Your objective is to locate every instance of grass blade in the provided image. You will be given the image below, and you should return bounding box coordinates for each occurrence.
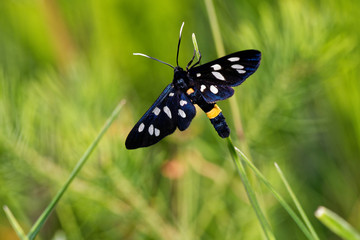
[192,33,201,60]
[316,206,360,240]
[275,163,320,240]
[204,0,225,56]
[227,137,275,240]
[235,147,316,239]
[3,206,28,240]
[27,100,126,240]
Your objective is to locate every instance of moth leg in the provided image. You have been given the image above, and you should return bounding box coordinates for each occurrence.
[190,49,202,69]
[186,49,196,71]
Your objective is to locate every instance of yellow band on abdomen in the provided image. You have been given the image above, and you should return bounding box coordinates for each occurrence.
[206,104,221,119]
[186,88,195,95]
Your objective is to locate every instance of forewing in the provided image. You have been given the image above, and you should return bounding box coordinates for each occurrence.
[189,50,261,87]
[176,92,196,131]
[125,84,178,149]
[193,83,234,103]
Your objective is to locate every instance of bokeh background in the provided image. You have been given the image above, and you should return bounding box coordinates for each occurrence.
[0,0,359,239]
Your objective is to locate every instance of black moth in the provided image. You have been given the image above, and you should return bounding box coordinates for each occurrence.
[126,23,261,149]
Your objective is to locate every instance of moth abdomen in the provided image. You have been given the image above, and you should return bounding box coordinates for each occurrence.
[206,106,230,138]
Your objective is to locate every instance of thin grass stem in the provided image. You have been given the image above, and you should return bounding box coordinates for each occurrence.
[204,0,225,56]
[235,147,317,240]
[192,33,201,60]
[27,100,126,240]
[315,206,360,240]
[227,137,275,240]
[275,163,320,240]
[3,206,28,240]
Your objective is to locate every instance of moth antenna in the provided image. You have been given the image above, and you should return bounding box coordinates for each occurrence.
[133,53,175,69]
[176,22,185,67]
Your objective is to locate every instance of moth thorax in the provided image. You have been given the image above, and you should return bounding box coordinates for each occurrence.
[174,77,188,90]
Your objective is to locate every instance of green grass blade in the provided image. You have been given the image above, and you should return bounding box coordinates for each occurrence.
[204,0,225,56]
[3,206,28,240]
[27,100,126,240]
[227,137,275,240]
[316,206,360,240]
[235,147,316,240]
[191,33,201,61]
[275,163,320,240]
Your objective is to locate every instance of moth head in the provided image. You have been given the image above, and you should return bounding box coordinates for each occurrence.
[173,67,188,90]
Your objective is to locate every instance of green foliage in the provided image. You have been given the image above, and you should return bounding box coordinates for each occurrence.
[316,206,360,240]
[0,0,359,239]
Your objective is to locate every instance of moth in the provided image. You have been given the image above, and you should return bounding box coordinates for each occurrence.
[126,23,261,149]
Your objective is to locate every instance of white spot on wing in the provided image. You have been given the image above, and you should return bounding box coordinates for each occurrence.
[154,128,160,137]
[231,64,244,69]
[163,106,172,119]
[212,71,225,81]
[180,100,187,106]
[169,92,174,97]
[210,85,218,94]
[138,123,145,132]
[228,57,240,62]
[237,69,246,74]
[153,107,161,115]
[196,73,201,77]
[211,64,221,71]
[200,85,206,92]
[178,109,186,118]
[148,124,154,135]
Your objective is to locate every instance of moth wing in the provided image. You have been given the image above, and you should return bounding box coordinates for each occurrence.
[192,83,234,103]
[189,50,261,87]
[125,84,178,149]
[176,92,196,131]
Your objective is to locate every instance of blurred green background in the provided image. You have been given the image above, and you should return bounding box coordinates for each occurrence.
[0,0,359,239]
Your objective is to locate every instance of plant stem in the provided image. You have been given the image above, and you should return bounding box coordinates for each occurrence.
[316,206,360,240]
[192,33,201,60]
[204,0,225,56]
[227,137,275,240]
[275,163,320,240]
[3,206,28,240]
[27,100,126,240]
[236,147,317,240]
